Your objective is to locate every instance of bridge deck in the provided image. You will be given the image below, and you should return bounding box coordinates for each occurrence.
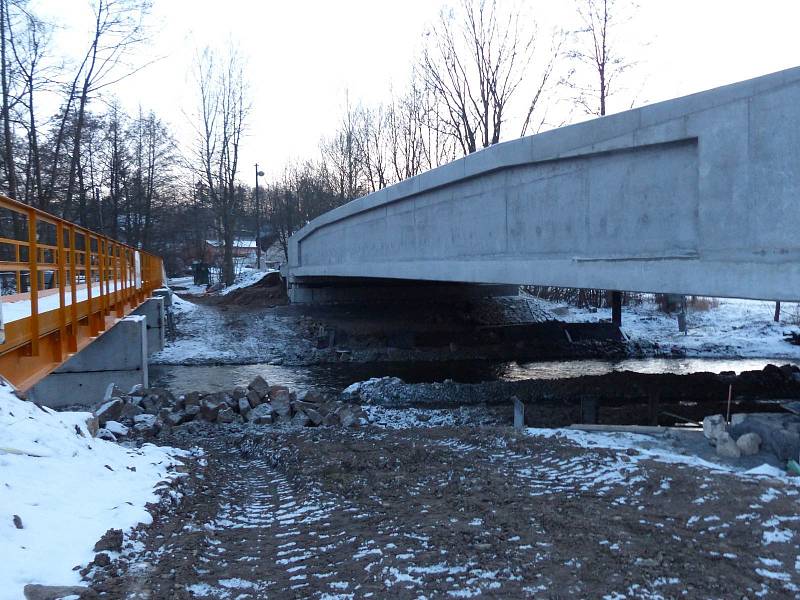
[0,195,163,390]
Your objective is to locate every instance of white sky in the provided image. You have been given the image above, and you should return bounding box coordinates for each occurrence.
[31,0,800,181]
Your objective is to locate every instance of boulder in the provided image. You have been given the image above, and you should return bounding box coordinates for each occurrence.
[184,405,201,420]
[183,391,201,407]
[96,428,117,442]
[237,398,251,417]
[272,390,292,417]
[217,407,237,424]
[736,432,762,456]
[128,383,145,396]
[104,421,128,437]
[702,414,726,442]
[335,404,364,428]
[248,376,271,399]
[248,403,274,425]
[119,402,144,421]
[303,407,324,426]
[132,414,159,436]
[246,390,262,408]
[93,528,123,552]
[297,389,324,404]
[84,415,99,437]
[95,397,124,426]
[715,432,741,458]
[200,399,224,422]
[731,413,800,462]
[232,386,248,400]
[268,385,290,401]
[292,411,310,427]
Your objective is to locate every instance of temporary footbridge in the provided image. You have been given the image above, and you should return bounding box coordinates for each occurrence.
[0,195,163,390]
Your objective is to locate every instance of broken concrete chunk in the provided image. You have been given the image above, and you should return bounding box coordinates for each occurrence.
[119,402,144,421]
[715,432,741,458]
[104,420,129,437]
[94,397,124,426]
[702,414,726,442]
[96,428,117,442]
[736,432,762,456]
[268,385,290,401]
[292,411,310,427]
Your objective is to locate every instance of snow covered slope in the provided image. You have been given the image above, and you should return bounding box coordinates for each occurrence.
[0,380,187,598]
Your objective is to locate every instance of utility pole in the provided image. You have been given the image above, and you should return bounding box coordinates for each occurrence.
[254,164,265,269]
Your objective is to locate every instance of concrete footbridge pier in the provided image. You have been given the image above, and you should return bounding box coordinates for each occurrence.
[288,67,800,306]
[0,195,167,407]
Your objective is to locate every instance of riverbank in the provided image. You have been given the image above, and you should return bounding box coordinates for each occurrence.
[86,417,800,598]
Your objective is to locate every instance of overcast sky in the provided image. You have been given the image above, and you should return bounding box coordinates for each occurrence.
[32,0,800,181]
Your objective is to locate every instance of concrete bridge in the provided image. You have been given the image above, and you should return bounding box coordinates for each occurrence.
[288,67,800,304]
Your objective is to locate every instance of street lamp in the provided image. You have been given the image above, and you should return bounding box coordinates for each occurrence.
[255,164,265,269]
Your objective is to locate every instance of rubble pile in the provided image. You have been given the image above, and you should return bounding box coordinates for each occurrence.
[92,376,365,441]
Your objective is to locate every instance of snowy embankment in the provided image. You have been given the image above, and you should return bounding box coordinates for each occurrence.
[535,296,800,359]
[0,380,187,598]
[219,269,277,296]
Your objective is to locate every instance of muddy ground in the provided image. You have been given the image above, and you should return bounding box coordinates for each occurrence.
[90,422,800,599]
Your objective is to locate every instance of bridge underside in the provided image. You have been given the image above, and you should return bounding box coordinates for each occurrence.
[289,67,800,303]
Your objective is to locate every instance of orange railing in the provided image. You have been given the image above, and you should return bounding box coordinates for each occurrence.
[0,195,163,390]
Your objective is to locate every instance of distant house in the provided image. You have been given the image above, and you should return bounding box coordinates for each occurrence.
[204,239,259,266]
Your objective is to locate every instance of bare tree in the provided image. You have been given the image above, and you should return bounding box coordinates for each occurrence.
[567,0,636,117]
[420,0,535,155]
[192,46,249,286]
[322,96,365,203]
[61,0,151,221]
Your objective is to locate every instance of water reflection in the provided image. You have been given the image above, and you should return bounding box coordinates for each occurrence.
[150,357,800,396]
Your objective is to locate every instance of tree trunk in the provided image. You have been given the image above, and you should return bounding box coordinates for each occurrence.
[775,301,781,323]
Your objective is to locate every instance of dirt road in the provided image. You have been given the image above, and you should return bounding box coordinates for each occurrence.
[93,423,800,599]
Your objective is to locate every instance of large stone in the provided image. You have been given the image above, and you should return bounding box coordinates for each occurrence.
[248,403,274,425]
[268,385,290,401]
[736,432,762,456]
[217,407,237,424]
[83,415,99,437]
[237,398,252,417]
[272,390,292,417]
[93,528,123,552]
[96,428,117,442]
[183,391,202,407]
[304,407,324,426]
[95,397,124,426]
[702,414,726,442]
[104,421,128,437]
[246,390,262,408]
[132,413,160,436]
[715,432,742,458]
[248,376,271,399]
[232,386,248,400]
[335,404,364,428]
[184,405,201,420]
[23,585,97,600]
[730,413,800,462]
[292,411,310,427]
[200,399,224,422]
[119,402,144,421]
[297,389,324,404]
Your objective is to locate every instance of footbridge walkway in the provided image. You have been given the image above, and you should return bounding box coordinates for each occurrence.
[0,195,164,395]
[288,67,800,304]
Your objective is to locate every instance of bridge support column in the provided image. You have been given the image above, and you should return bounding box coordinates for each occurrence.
[28,315,148,409]
[133,297,165,353]
[611,291,623,327]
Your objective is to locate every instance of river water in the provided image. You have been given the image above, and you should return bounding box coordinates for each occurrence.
[150,357,800,396]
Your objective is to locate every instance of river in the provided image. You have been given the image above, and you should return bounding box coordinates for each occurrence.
[150,356,800,396]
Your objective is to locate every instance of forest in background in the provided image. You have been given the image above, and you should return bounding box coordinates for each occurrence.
[0,0,637,284]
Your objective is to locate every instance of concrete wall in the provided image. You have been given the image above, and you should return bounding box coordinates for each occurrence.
[133,297,165,353]
[29,315,148,408]
[289,67,800,301]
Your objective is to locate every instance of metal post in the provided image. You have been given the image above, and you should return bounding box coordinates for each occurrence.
[611,290,622,327]
[27,209,39,356]
[255,164,265,270]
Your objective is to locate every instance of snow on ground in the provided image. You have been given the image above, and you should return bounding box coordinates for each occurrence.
[535,296,800,359]
[0,380,188,599]
[219,269,277,296]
